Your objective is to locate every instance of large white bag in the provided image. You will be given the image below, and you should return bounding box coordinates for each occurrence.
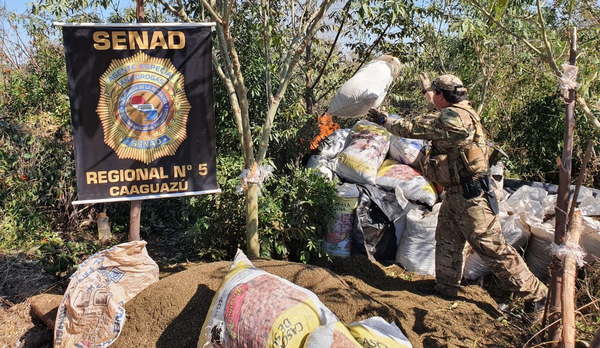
[396,204,441,276]
[581,216,600,262]
[327,55,402,118]
[388,136,425,168]
[348,317,412,348]
[336,120,390,185]
[54,241,159,348]
[524,217,555,279]
[506,185,548,218]
[302,323,362,348]
[376,159,437,207]
[580,194,600,217]
[325,184,360,258]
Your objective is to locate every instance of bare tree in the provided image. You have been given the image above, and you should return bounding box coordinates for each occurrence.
[159,0,336,256]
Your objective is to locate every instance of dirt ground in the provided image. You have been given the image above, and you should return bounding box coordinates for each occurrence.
[114,257,521,348]
[1,253,528,348]
[0,255,63,348]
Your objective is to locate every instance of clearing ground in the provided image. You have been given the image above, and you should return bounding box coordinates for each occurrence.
[115,257,522,348]
[1,254,526,348]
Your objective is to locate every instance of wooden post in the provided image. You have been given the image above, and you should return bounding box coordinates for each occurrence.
[550,27,577,345]
[561,211,583,348]
[567,141,594,231]
[559,141,594,347]
[136,0,145,22]
[591,327,600,348]
[129,0,145,242]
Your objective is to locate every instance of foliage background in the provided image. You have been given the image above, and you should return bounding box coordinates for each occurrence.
[1,0,599,275]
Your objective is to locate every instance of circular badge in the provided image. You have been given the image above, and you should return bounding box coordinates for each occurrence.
[97,52,190,164]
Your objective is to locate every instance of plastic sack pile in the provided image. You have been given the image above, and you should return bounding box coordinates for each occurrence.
[462,182,600,281]
[199,249,412,348]
[54,241,159,347]
[308,118,600,277]
[307,116,440,270]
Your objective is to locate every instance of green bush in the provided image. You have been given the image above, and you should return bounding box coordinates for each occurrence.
[178,156,337,263]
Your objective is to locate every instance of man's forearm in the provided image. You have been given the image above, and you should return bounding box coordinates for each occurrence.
[384,115,415,138]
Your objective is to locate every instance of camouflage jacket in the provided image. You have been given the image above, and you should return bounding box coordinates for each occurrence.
[384,100,489,180]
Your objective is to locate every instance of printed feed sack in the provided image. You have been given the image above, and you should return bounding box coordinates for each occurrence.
[336,120,390,185]
[325,184,360,258]
[376,159,437,207]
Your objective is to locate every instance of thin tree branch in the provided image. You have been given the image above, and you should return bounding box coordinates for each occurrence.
[260,0,273,103]
[577,96,600,131]
[200,0,223,24]
[215,25,236,85]
[156,0,191,22]
[465,0,542,55]
[315,19,393,104]
[535,0,561,76]
[212,50,244,143]
[310,0,351,90]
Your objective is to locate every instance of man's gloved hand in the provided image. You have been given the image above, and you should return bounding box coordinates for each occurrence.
[367,108,388,125]
[419,72,431,93]
[419,72,435,105]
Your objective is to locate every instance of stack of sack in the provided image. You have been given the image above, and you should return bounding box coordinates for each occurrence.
[308,117,441,270]
[309,53,600,277]
[308,54,442,271]
[463,182,600,281]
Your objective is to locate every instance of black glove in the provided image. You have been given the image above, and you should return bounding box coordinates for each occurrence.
[367,108,387,125]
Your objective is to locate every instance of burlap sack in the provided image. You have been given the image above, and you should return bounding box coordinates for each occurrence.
[54,241,159,348]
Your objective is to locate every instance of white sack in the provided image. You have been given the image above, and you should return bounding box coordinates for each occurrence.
[376,159,437,207]
[325,184,360,258]
[581,216,600,262]
[54,241,159,348]
[327,55,401,118]
[524,217,555,280]
[199,250,340,348]
[307,155,337,180]
[348,317,412,348]
[396,204,441,276]
[506,185,548,218]
[388,136,425,168]
[580,195,600,217]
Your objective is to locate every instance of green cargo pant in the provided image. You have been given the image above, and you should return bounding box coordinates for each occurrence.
[435,190,548,301]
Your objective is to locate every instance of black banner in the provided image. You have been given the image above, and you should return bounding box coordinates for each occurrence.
[61,24,219,204]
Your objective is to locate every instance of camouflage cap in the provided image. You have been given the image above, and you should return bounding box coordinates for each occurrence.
[432,74,464,92]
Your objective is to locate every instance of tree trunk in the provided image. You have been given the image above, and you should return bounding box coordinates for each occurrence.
[129,200,142,241]
[591,326,600,348]
[550,27,577,346]
[561,211,583,348]
[245,181,260,257]
[305,39,315,115]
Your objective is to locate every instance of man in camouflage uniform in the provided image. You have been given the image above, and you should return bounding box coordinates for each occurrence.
[368,74,548,307]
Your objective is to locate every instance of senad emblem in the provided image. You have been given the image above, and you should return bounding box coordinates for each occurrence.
[97,52,190,164]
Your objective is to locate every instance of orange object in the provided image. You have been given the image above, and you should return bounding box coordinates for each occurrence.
[310,113,340,150]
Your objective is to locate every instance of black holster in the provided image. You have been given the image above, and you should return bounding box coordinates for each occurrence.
[479,175,499,215]
[460,175,500,215]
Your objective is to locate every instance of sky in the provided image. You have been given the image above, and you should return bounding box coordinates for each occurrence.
[3,0,31,14]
